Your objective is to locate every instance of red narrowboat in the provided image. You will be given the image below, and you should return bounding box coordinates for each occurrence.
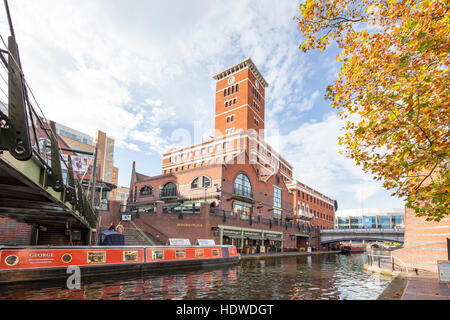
[0,244,240,284]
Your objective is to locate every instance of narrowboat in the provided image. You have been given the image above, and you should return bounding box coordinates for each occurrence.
[0,242,240,284]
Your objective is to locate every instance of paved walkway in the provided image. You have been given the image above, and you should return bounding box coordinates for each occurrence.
[401,271,450,300]
[378,270,450,300]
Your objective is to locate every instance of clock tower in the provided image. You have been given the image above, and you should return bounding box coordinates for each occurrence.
[212,58,268,138]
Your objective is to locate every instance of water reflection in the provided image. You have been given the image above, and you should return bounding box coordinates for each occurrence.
[0,253,392,300]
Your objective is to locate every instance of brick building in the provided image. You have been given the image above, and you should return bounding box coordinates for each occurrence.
[124,58,337,253]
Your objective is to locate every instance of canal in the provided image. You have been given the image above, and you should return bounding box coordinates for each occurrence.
[0,252,393,300]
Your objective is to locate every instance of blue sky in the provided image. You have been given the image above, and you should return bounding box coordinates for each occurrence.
[1,1,404,213]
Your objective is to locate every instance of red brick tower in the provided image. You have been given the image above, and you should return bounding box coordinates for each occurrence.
[212,58,268,138]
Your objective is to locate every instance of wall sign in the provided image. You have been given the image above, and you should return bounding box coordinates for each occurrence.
[437,260,450,283]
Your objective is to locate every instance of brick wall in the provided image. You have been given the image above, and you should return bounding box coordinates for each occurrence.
[392,208,450,273]
[0,217,33,246]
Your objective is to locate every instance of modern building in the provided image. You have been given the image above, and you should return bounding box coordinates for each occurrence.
[334,208,404,229]
[54,122,119,209]
[125,58,337,252]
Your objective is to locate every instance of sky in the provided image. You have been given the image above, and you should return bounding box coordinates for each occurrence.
[0,0,405,213]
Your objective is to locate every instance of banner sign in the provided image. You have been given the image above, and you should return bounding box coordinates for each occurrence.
[61,154,92,173]
[437,260,450,283]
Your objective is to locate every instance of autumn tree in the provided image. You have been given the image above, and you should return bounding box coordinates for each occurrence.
[296,0,449,221]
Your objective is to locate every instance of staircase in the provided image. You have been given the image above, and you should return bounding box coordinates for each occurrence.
[122,220,164,246]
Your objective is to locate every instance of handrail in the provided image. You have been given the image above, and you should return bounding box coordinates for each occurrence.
[366,253,409,274]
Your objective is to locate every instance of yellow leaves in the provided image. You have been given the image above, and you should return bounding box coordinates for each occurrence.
[296,0,450,220]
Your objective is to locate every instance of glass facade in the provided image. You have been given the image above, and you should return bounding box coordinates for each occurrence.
[377,216,390,228]
[391,215,404,227]
[350,217,362,229]
[338,217,349,229]
[363,216,377,228]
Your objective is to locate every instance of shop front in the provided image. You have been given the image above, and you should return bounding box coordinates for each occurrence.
[218,225,283,254]
[264,232,284,253]
[295,233,310,251]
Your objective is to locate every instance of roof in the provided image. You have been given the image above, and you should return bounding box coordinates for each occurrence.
[212,57,269,88]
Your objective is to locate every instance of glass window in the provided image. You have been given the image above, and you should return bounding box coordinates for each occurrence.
[152,250,164,260]
[273,187,282,208]
[391,215,403,227]
[350,216,362,229]
[194,150,200,156]
[201,148,207,154]
[208,146,213,153]
[236,83,239,92]
[195,249,204,257]
[234,173,252,198]
[161,182,177,198]
[223,142,229,149]
[215,144,221,151]
[338,217,349,229]
[139,185,152,196]
[191,178,199,189]
[378,216,390,228]
[273,208,282,219]
[203,176,211,188]
[363,216,377,228]
[175,250,186,259]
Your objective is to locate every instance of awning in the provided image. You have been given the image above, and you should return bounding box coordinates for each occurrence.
[245,235,265,240]
[223,234,243,239]
[295,233,309,238]
[266,236,284,241]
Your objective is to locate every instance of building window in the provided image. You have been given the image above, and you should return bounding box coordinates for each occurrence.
[273,208,282,219]
[203,176,211,187]
[161,182,177,198]
[234,173,252,198]
[208,146,213,153]
[201,148,207,154]
[139,185,152,196]
[191,177,200,189]
[215,144,221,151]
[225,101,228,108]
[236,83,239,92]
[273,186,282,209]
[223,141,229,149]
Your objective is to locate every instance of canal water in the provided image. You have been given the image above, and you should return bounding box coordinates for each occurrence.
[0,253,393,300]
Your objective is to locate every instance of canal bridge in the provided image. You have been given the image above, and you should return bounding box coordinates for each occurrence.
[320,228,404,244]
[0,2,97,243]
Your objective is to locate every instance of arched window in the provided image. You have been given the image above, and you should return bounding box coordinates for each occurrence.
[234,173,252,198]
[139,185,152,196]
[191,176,211,189]
[203,176,211,187]
[191,177,199,189]
[161,182,177,198]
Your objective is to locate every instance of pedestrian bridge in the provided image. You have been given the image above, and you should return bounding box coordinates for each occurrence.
[320,228,404,244]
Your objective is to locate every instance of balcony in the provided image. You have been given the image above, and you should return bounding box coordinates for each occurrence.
[298,210,314,219]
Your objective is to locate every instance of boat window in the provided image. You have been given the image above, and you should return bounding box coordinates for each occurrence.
[152,250,164,260]
[212,249,220,257]
[87,251,106,264]
[176,250,186,259]
[5,255,19,266]
[123,251,138,262]
[195,249,204,257]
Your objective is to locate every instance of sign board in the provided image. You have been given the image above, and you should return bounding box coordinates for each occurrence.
[307,247,312,253]
[167,238,191,246]
[121,214,131,221]
[437,260,450,283]
[195,239,215,246]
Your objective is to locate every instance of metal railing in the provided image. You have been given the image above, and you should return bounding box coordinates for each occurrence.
[0,3,97,228]
[366,253,409,273]
[321,228,404,233]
